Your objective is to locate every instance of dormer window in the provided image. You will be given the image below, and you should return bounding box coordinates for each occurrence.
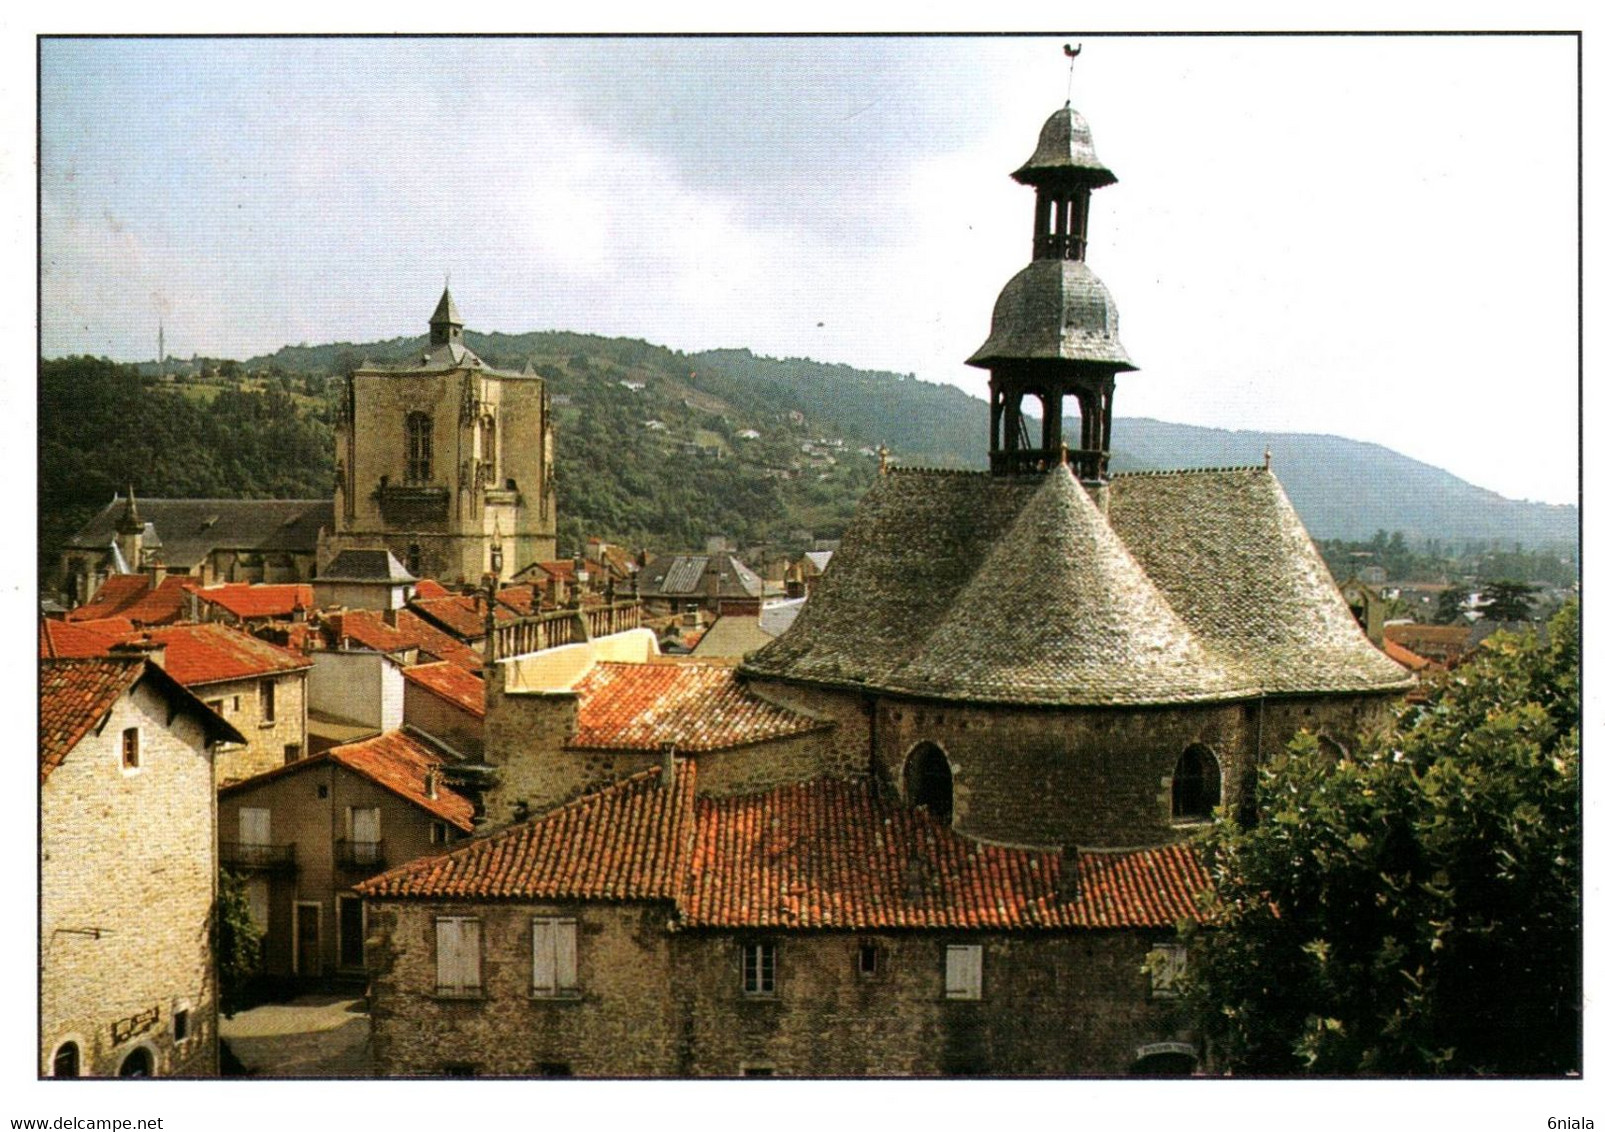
[406,412,433,483]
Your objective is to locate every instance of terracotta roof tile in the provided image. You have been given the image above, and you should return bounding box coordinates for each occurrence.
[321,609,483,672]
[495,585,541,616]
[1383,638,1434,672]
[221,730,476,831]
[570,662,830,752]
[358,762,695,900]
[66,575,153,622]
[69,575,197,626]
[412,579,451,599]
[39,618,124,659]
[360,771,1210,930]
[402,662,485,719]
[193,583,313,620]
[142,622,312,687]
[408,594,514,641]
[39,658,140,782]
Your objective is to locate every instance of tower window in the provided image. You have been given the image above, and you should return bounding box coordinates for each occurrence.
[1171,744,1222,822]
[905,743,953,824]
[406,412,433,483]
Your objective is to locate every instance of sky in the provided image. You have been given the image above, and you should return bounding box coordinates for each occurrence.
[40,35,1579,505]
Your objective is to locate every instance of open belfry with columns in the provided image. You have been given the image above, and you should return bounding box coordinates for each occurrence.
[321,288,558,587]
[354,90,1411,1079]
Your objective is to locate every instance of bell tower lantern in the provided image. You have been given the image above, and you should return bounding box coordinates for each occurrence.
[967,98,1136,482]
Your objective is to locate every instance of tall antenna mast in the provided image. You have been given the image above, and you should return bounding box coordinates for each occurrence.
[1064,42,1082,105]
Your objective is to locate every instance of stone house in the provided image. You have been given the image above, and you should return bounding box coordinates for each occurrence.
[360,760,1206,1077]
[321,289,558,584]
[41,656,243,1077]
[137,622,314,784]
[402,661,485,762]
[218,729,475,983]
[637,551,765,625]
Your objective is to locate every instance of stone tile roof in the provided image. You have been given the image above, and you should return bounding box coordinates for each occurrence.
[357,763,695,901]
[64,498,332,568]
[402,661,485,719]
[744,466,1410,704]
[40,657,243,783]
[39,658,140,782]
[141,622,312,687]
[640,553,763,600]
[193,583,314,620]
[568,662,831,752]
[359,766,1210,931]
[319,549,416,583]
[221,729,475,831]
[688,614,775,659]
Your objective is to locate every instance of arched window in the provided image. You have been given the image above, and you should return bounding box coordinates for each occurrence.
[117,1047,154,1077]
[406,412,433,484]
[905,743,953,824]
[51,1042,80,1078]
[1171,744,1222,822]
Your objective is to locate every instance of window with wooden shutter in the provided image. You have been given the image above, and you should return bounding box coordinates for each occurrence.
[531,917,579,997]
[435,917,481,997]
[944,944,983,1000]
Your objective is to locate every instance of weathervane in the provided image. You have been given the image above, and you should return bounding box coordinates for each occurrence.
[1064,42,1082,104]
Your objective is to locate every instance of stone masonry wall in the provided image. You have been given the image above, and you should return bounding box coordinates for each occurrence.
[41,680,218,1078]
[481,688,580,825]
[365,898,1194,1077]
[196,671,308,786]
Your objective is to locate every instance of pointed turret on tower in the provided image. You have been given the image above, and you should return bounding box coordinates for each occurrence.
[968,87,1135,483]
[429,286,464,348]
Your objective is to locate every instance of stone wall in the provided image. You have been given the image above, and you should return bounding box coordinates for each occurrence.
[41,679,218,1078]
[403,684,483,762]
[480,687,580,825]
[196,671,308,785]
[364,898,1195,1077]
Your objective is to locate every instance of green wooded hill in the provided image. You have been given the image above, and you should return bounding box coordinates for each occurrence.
[41,330,1574,583]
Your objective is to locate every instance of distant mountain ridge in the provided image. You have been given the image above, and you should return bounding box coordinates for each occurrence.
[232,332,1577,552]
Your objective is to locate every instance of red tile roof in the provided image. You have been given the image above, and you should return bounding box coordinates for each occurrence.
[193,583,314,620]
[358,762,694,901]
[408,594,514,641]
[1383,623,1473,665]
[39,618,124,659]
[142,622,312,687]
[569,663,831,752]
[1383,638,1434,672]
[495,585,541,616]
[65,575,152,621]
[221,730,476,831]
[412,579,452,599]
[361,768,1211,931]
[321,609,483,673]
[39,658,141,783]
[402,662,486,718]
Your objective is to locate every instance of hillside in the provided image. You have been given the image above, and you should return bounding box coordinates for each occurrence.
[43,329,1570,581]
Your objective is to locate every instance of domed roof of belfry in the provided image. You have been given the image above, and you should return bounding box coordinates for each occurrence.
[1012,104,1117,188]
[967,258,1135,370]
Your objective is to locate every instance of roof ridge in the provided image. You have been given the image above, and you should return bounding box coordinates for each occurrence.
[884,465,989,477]
[1109,465,1267,479]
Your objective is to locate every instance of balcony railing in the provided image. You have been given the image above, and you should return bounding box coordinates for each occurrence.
[220,841,296,871]
[336,838,387,870]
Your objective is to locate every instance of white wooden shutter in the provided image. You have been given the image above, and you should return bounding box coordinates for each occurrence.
[350,806,380,843]
[531,919,555,994]
[945,944,983,1000]
[533,918,578,994]
[555,919,578,992]
[239,808,271,846]
[436,918,480,995]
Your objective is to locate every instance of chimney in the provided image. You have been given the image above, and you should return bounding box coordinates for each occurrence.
[424,769,439,799]
[383,606,399,628]
[659,744,677,787]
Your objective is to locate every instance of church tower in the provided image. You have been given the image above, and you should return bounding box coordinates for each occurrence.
[323,289,558,585]
[967,101,1135,484]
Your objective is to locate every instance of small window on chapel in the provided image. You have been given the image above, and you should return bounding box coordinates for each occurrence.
[742,942,775,996]
[121,727,140,771]
[1171,744,1222,823]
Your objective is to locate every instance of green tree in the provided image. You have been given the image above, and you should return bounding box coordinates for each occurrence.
[214,868,264,1018]
[1184,602,1579,1075]
[1434,584,1470,624]
[1480,579,1540,622]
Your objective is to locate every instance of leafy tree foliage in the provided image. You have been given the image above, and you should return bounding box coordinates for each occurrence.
[1434,584,1470,624]
[1184,602,1579,1075]
[214,868,264,1018]
[1479,579,1540,622]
